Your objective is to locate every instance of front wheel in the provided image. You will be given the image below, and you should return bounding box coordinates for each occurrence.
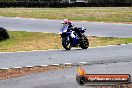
[62,37,71,50]
[80,35,89,49]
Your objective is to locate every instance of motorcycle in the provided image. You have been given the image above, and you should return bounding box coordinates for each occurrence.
[59,26,89,50]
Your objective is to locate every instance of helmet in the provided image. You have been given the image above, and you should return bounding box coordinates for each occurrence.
[62,19,71,24]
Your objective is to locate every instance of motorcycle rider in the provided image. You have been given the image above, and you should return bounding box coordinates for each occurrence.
[61,19,76,39]
[61,19,83,46]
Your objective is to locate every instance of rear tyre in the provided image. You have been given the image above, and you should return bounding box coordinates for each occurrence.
[62,37,71,50]
[80,35,89,49]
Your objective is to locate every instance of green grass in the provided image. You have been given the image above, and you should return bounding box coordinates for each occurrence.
[0,31,61,52]
[0,31,132,52]
[89,37,132,47]
[0,7,132,22]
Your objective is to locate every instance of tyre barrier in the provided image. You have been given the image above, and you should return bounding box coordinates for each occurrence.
[0,27,9,40]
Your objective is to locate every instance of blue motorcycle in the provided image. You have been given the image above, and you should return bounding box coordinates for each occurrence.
[59,26,89,50]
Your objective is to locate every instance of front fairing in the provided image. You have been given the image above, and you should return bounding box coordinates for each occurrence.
[59,26,68,34]
[59,26,71,37]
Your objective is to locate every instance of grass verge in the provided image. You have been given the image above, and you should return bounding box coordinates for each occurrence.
[0,7,132,23]
[0,30,132,52]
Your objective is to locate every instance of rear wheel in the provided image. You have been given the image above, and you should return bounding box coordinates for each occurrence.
[62,37,71,50]
[80,35,89,49]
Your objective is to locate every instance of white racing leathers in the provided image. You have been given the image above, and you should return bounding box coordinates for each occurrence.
[70,31,75,38]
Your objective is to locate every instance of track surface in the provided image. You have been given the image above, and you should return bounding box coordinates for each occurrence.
[0,17,132,37]
[0,44,132,68]
[0,17,132,88]
[0,61,132,88]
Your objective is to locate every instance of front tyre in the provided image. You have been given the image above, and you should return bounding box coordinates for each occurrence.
[80,35,89,49]
[62,37,71,50]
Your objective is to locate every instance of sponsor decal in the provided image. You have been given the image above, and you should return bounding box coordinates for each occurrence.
[76,66,131,86]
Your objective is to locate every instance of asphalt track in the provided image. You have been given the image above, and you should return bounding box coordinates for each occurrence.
[0,17,132,88]
[0,17,132,37]
[0,61,132,88]
[0,44,132,68]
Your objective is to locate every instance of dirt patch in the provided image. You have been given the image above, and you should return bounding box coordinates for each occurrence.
[0,65,71,80]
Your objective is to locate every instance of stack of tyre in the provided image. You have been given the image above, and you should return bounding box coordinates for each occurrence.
[0,27,9,40]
